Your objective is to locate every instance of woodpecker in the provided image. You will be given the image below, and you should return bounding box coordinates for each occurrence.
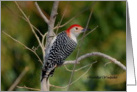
[41,24,88,81]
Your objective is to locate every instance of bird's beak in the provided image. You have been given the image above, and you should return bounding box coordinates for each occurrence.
[81,28,91,32]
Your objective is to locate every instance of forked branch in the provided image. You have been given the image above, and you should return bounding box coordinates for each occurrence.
[41,1,59,91]
[2,31,43,64]
[64,52,126,70]
[45,1,59,48]
[14,1,45,58]
[5,1,126,91]
[50,61,97,89]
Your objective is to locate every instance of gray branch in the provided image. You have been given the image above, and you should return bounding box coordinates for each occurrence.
[35,2,49,24]
[8,67,29,91]
[12,2,126,91]
[64,52,126,71]
[41,1,59,91]
[45,1,59,48]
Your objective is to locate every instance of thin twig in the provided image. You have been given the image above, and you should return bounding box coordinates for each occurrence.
[42,32,47,48]
[3,3,43,37]
[104,62,112,67]
[79,25,98,41]
[66,44,79,90]
[2,31,43,64]
[21,17,43,37]
[24,18,43,37]
[67,3,95,90]
[14,1,45,58]
[64,52,126,70]
[8,67,29,91]
[64,63,94,72]
[17,85,40,91]
[54,6,91,29]
[68,61,97,87]
[50,61,97,89]
[55,2,69,34]
[50,84,66,89]
[35,2,49,24]
[34,2,49,46]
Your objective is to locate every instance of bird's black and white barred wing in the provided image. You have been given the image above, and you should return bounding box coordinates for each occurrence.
[46,31,77,66]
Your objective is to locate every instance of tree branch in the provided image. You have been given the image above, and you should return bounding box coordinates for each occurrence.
[67,3,95,90]
[45,1,59,48]
[7,1,126,91]
[35,2,49,24]
[41,1,59,91]
[79,25,98,41]
[3,3,43,37]
[17,85,40,91]
[14,1,45,58]
[8,67,29,91]
[54,6,90,30]
[2,31,43,64]
[64,52,126,70]
[55,2,69,34]
[64,63,93,72]
[23,17,43,37]
[50,61,97,89]
[8,4,44,37]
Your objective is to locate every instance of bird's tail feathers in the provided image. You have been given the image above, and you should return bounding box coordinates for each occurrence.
[41,62,55,81]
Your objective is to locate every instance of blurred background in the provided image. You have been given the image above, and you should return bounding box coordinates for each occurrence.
[1,1,126,91]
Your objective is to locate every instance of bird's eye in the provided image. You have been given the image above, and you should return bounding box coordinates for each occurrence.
[75,27,78,30]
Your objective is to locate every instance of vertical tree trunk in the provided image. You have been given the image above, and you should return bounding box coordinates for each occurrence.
[41,1,59,91]
[41,78,49,91]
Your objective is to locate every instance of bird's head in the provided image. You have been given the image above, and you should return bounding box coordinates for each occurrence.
[66,24,89,42]
[66,24,84,37]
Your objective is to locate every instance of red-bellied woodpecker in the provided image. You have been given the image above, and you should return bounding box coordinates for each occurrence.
[41,24,88,81]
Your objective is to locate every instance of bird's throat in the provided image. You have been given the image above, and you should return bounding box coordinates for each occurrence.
[69,33,77,43]
[66,31,77,43]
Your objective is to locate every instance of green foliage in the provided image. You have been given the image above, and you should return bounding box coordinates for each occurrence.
[1,1,126,91]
